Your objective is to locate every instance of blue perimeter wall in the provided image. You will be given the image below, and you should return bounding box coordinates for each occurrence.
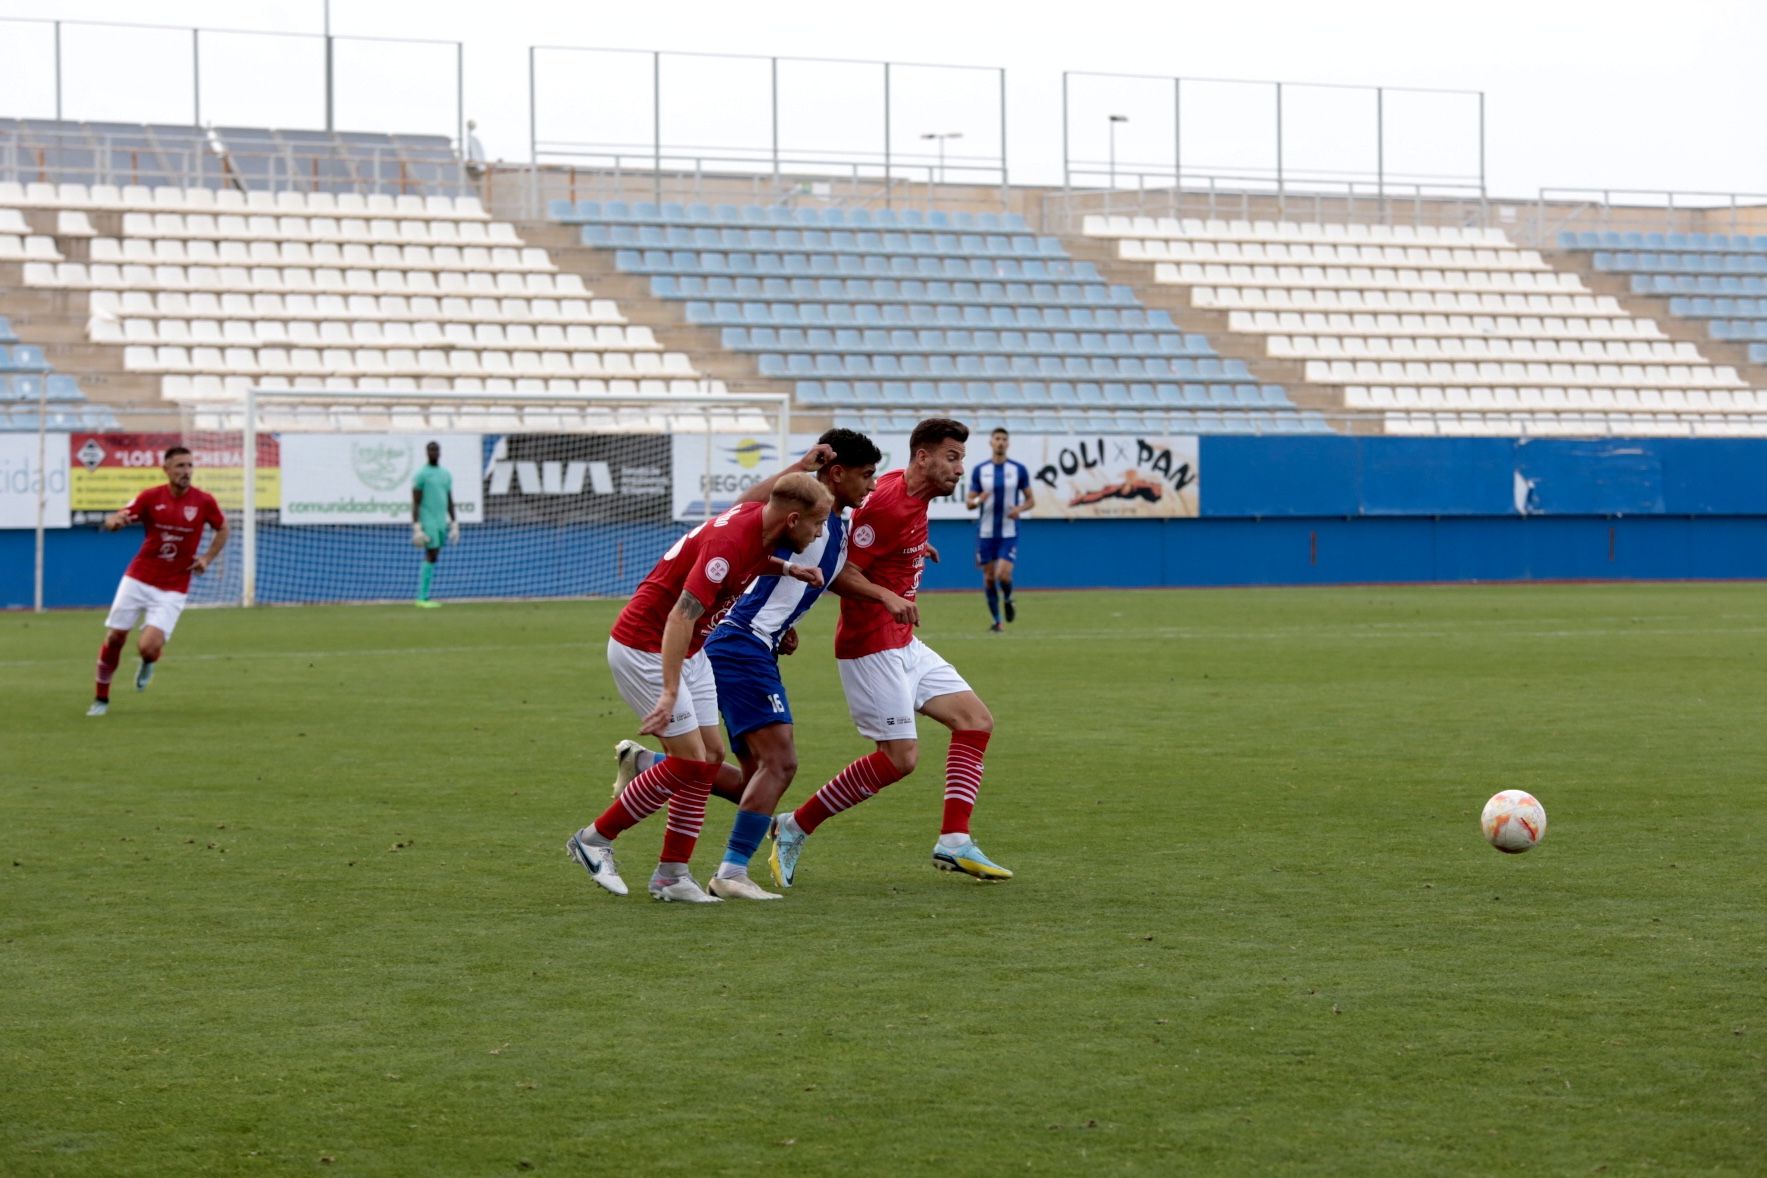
[8,437,1766,609]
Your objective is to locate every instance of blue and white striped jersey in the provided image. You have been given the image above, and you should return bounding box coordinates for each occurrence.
[708,510,849,653]
[970,459,1033,539]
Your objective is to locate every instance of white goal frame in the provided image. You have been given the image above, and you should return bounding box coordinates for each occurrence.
[230,386,793,607]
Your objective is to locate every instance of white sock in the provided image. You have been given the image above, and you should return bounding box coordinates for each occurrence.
[653,861,689,880]
[937,832,971,849]
[580,826,612,847]
[714,862,745,880]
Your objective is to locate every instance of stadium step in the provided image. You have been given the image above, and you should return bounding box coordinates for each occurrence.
[1056,229,1352,424]
[1544,247,1767,386]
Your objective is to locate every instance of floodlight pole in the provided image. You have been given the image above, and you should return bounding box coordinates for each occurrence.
[1107,114,1128,188]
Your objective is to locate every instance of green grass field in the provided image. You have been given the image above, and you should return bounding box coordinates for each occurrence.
[3,584,1763,1175]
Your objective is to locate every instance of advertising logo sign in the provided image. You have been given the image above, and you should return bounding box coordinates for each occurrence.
[0,432,70,529]
[281,434,483,525]
[484,434,670,524]
[67,432,280,513]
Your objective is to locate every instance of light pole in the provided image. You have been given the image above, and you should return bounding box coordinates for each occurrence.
[323,0,334,132]
[920,131,962,184]
[1107,114,1128,188]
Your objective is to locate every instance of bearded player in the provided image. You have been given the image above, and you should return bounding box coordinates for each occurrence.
[88,446,229,716]
[566,471,833,903]
[770,417,1013,886]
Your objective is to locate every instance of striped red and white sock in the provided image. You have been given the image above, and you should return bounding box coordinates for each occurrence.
[94,633,126,703]
[941,729,991,835]
[658,760,720,865]
[591,756,711,841]
[794,751,903,834]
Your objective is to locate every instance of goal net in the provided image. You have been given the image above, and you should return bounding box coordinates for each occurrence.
[204,389,791,606]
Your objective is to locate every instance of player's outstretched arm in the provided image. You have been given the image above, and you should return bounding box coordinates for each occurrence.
[738,442,836,505]
[639,591,704,735]
[830,564,918,626]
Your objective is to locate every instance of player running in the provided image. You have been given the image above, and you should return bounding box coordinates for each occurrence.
[88,446,229,717]
[693,428,881,900]
[965,426,1033,632]
[411,440,458,608]
[566,471,833,903]
[770,417,1013,887]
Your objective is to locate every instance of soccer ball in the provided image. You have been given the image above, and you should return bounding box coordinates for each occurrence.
[1481,790,1547,853]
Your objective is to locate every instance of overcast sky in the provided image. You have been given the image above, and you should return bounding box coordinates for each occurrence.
[0,0,1761,201]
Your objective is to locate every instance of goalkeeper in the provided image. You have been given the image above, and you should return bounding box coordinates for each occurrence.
[410,440,459,608]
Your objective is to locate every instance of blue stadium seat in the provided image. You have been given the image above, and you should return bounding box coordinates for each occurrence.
[0,316,16,344]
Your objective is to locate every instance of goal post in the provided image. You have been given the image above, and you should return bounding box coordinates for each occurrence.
[228,387,792,607]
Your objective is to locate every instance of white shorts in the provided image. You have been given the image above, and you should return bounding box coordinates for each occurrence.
[605,637,719,739]
[838,637,972,742]
[104,575,188,640]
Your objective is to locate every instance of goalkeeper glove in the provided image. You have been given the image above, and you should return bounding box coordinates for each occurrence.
[447,520,460,544]
[411,522,427,548]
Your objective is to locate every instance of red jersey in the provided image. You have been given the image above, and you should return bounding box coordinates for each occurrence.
[610,500,775,655]
[122,484,226,594]
[836,469,930,659]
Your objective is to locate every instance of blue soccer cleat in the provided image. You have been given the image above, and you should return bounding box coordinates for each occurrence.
[932,838,1014,880]
[769,814,807,888]
[135,660,155,692]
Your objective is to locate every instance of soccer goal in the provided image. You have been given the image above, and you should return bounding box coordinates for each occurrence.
[202,387,793,606]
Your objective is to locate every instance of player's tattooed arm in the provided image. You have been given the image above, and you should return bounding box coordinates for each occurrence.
[640,592,706,735]
[672,591,706,622]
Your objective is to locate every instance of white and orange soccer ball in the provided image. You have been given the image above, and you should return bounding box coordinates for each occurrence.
[1481,790,1548,853]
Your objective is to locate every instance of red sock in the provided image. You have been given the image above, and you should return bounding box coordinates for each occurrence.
[942,729,991,835]
[658,760,719,865]
[590,756,707,840]
[794,751,903,834]
[94,634,125,702]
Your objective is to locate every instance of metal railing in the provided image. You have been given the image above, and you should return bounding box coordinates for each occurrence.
[1040,172,1493,235]
[526,46,1008,217]
[1530,188,1767,247]
[0,124,467,197]
[0,15,465,148]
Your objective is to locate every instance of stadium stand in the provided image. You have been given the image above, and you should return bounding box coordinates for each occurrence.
[1085,215,1767,437]
[0,180,723,414]
[1555,229,1767,408]
[549,200,1328,434]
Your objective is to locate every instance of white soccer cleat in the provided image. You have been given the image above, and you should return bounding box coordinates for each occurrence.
[707,871,783,901]
[648,873,723,903]
[85,700,108,717]
[610,738,648,798]
[565,831,629,896]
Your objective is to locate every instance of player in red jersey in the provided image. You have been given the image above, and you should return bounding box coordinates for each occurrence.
[87,446,229,717]
[567,471,833,903]
[769,417,1014,886]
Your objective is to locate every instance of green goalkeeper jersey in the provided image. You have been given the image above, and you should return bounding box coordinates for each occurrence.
[413,463,453,546]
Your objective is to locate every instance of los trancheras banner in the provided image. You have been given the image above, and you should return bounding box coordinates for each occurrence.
[69,433,280,513]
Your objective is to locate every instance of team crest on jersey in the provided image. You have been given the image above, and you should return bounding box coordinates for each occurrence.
[705,557,730,583]
[183,505,197,521]
[853,524,876,548]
